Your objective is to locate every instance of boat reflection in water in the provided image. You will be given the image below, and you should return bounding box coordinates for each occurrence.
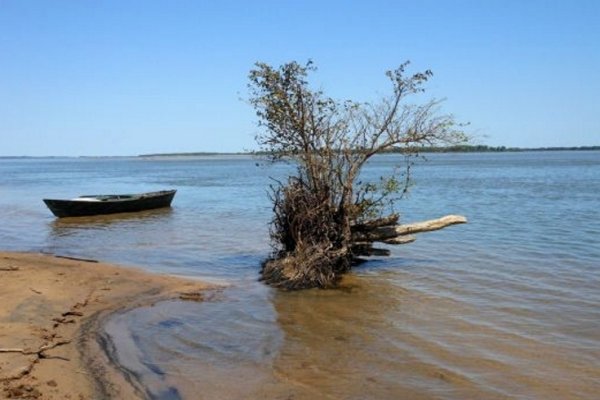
[47,207,176,258]
[49,206,175,231]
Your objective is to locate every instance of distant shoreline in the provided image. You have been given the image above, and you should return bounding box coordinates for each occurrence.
[1,145,599,159]
[394,145,600,153]
[138,145,600,157]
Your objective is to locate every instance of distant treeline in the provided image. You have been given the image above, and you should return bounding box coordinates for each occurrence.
[383,145,600,153]
[137,145,600,158]
[138,152,246,157]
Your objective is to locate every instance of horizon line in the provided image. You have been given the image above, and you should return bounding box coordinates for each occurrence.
[1,145,600,159]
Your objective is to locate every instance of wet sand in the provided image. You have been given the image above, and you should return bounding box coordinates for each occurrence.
[0,251,210,399]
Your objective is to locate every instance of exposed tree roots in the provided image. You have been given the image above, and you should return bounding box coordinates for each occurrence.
[261,208,467,290]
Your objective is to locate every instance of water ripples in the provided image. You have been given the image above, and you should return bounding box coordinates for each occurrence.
[1,152,600,398]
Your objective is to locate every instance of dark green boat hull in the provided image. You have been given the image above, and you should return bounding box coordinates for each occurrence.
[43,190,176,218]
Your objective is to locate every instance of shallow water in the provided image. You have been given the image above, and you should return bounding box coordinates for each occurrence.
[1,152,599,399]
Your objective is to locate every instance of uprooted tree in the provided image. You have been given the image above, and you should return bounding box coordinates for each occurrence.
[249,60,468,290]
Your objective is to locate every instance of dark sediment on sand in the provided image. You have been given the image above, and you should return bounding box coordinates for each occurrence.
[0,251,210,399]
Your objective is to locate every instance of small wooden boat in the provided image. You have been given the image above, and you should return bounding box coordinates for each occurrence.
[43,189,176,218]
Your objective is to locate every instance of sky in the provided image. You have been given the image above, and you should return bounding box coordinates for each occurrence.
[0,0,598,156]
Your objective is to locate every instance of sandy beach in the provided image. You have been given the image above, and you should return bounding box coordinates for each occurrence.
[0,251,209,399]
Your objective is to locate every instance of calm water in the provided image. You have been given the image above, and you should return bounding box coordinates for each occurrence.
[1,152,599,399]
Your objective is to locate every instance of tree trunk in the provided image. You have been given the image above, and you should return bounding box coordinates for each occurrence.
[352,214,467,245]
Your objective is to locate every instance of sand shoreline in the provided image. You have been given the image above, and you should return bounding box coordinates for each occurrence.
[0,251,211,399]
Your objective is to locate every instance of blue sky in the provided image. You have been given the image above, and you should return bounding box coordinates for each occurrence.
[0,0,598,156]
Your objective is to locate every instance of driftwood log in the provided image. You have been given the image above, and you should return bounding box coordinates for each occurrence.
[351,214,467,257]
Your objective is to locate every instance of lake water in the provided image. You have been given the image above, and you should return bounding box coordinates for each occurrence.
[1,152,599,399]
